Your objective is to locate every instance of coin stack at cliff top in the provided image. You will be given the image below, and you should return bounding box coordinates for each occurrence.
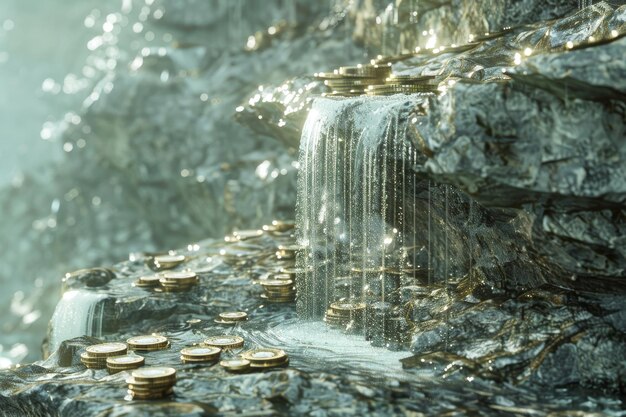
[262,220,295,236]
[204,335,245,349]
[180,346,221,363]
[107,354,145,374]
[242,348,289,369]
[260,279,296,303]
[366,74,439,96]
[127,335,170,351]
[153,254,185,270]
[127,367,177,400]
[159,270,199,292]
[81,342,128,369]
[215,311,248,324]
[316,63,392,97]
[133,275,162,289]
[324,302,366,329]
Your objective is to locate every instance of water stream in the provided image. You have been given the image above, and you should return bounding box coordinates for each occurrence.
[296,95,442,347]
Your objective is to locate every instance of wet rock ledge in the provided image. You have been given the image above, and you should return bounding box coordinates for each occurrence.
[1,225,625,416]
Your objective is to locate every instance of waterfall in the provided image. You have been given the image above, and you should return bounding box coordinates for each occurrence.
[296,96,428,347]
[47,290,108,354]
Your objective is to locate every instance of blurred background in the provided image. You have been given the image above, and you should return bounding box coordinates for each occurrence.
[0,0,363,367]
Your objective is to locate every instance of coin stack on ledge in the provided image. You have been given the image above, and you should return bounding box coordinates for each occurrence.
[153,254,186,270]
[158,270,199,292]
[107,354,145,374]
[126,367,177,400]
[180,346,221,363]
[204,335,245,350]
[81,342,128,370]
[242,348,289,369]
[133,275,162,289]
[324,302,366,330]
[262,220,295,236]
[127,335,170,352]
[214,311,248,325]
[260,279,296,303]
[316,63,392,97]
[367,74,439,96]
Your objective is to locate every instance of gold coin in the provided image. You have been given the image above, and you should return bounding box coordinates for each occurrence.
[220,358,251,372]
[154,254,185,268]
[232,229,263,240]
[131,367,176,383]
[242,348,287,364]
[85,342,128,358]
[248,358,289,368]
[204,335,244,349]
[180,346,221,358]
[260,279,293,287]
[127,335,169,350]
[107,355,144,367]
[218,311,248,322]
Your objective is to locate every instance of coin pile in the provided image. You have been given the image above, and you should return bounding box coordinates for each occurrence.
[153,254,185,270]
[262,220,295,235]
[316,63,392,97]
[158,270,199,292]
[126,367,176,400]
[180,346,221,363]
[127,335,170,352]
[275,244,303,261]
[260,279,296,303]
[220,358,251,373]
[81,342,128,369]
[324,302,366,329]
[242,348,289,369]
[366,74,439,96]
[133,275,162,289]
[204,335,245,349]
[107,354,145,374]
[231,229,263,241]
[214,311,248,325]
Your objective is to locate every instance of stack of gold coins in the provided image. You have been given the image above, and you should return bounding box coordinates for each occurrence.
[153,254,185,270]
[275,244,303,261]
[260,279,296,303]
[106,354,145,374]
[81,342,128,369]
[231,229,263,241]
[324,302,366,328]
[204,335,245,350]
[316,64,392,97]
[127,335,170,352]
[366,74,439,96]
[180,346,221,363]
[214,311,248,325]
[126,367,176,400]
[242,348,289,369]
[220,358,251,373]
[159,271,199,292]
[133,275,162,289]
[262,220,295,235]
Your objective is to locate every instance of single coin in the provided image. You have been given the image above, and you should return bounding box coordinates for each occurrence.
[180,346,221,358]
[85,342,128,358]
[127,335,168,348]
[131,367,176,383]
[204,335,244,349]
[220,358,251,372]
[218,311,248,321]
[107,355,145,367]
[242,348,287,363]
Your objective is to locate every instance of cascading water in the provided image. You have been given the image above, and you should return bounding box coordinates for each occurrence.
[47,290,108,354]
[296,96,436,347]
